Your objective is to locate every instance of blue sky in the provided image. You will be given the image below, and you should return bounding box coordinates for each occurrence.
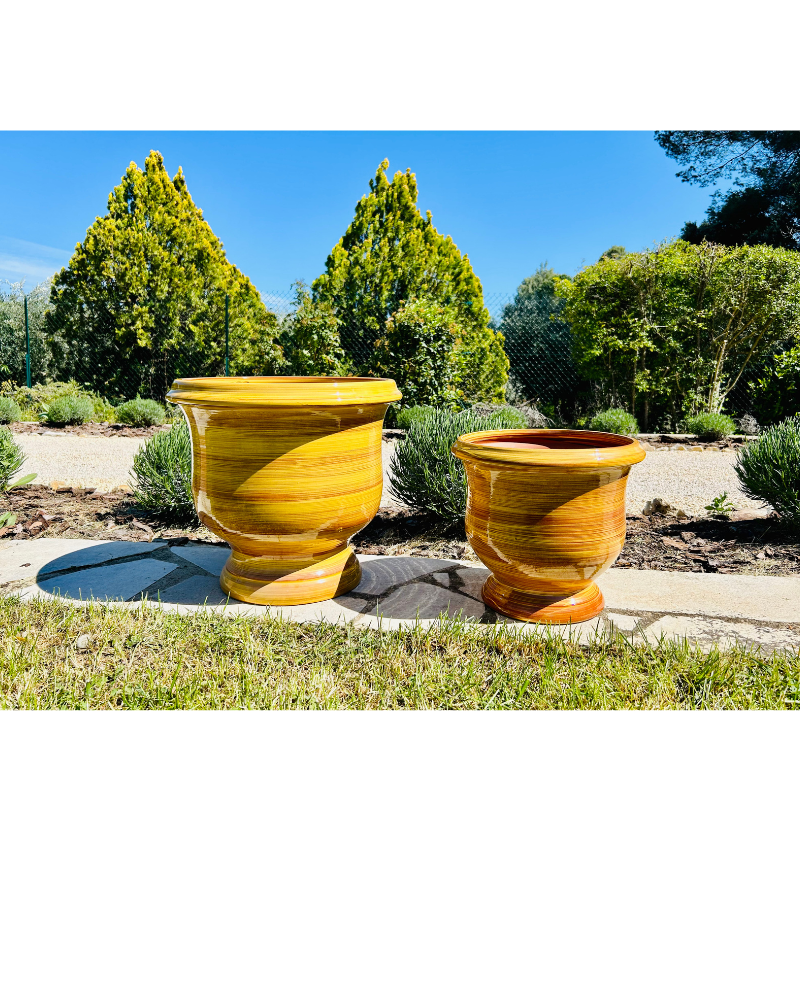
[0,131,717,307]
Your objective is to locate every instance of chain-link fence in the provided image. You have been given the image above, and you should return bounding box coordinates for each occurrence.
[0,283,780,426]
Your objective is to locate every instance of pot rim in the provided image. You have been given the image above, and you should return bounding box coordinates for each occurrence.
[452,428,646,467]
[166,375,402,407]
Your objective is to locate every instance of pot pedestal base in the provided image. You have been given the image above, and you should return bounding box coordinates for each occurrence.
[220,545,361,606]
[482,575,604,624]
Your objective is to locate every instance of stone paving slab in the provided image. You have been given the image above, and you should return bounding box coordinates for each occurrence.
[1,538,799,654]
[21,557,177,603]
[601,569,800,623]
[0,538,168,587]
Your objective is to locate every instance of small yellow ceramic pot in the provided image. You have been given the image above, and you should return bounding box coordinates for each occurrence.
[452,429,646,623]
[166,376,401,605]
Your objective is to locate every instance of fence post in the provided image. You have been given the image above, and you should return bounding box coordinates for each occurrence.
[24,295,31,388]
[225,294,229,376]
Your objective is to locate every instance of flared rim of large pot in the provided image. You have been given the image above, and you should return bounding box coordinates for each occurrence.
[166,375,402,407]
[452,428,647,467]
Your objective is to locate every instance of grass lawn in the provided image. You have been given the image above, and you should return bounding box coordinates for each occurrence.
[1,596,799,709]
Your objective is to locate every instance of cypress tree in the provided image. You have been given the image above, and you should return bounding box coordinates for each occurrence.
[47,151,282,398]
[312,160,508,403]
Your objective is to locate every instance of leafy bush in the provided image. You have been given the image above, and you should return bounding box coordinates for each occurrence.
[0,397,21,423]
[685,412,736,441]
[5,380,115,422]
[589,408,639,435]
[396,405,437,429]
[388,407,529,521]
[115,396,166,427]
[371,297,464,410]
[0,427,35,491]
[131,419,197,524]
[558,240,800,429]
[43,394,95,426]
[735,415,800,529]
[280,281,346,376]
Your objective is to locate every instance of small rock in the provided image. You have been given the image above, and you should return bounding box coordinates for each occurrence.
[75,634,91,650]
[729,509,771,522]
[756,551,766,560]
[690,446,703,452]
[643,498,674,516]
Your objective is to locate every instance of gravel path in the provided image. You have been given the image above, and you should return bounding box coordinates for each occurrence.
[13,434,764,517]
[625,450,763,516]
[12,433,144,492]
[14,434,402,499]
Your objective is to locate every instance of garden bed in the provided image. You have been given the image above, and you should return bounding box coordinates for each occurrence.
[636,433,757,452]
[3,486,798,577]
[351,507,800,575]
[8,421,170,438]
[0,484,214,545]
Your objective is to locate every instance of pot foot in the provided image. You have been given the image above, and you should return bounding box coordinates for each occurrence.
[220,546,361,606]
[482,576,604,624]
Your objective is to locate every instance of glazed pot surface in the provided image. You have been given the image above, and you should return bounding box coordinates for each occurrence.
[452,428,646,623]
[167,376,401,605]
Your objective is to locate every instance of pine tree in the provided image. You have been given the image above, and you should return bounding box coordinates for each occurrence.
[312,160,508,403]
[47,151,282,399]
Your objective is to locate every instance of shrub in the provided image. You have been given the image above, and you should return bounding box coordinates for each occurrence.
[388,407,529,521]
[589,408,639,435]
[396,405,437,430]
[43,394,95,426]
[280,281,346,376]
[7,380,113,421]
[131,419,197,524]
[0,427,28,490]
[115,397,167,427]
[371,297,463,410]
[0,397,21,423]
[685,412,736,441]
[735,415,800,530]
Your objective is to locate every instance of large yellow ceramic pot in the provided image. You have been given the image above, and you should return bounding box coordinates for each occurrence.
[451,429,646,623]
[166,376,401,605]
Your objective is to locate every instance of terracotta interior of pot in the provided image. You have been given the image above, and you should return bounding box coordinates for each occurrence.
[478,432,628,450]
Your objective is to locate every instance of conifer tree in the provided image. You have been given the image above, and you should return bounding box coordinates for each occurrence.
[47,151,282,398]
[312,160,508,403]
